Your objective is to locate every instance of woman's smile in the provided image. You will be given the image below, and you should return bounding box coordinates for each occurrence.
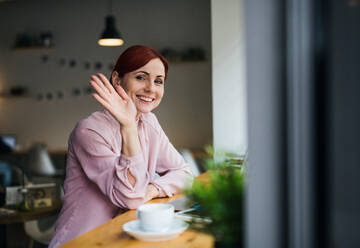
[136,95,155,102]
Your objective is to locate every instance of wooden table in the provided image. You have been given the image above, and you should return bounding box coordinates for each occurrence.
[60,173,214,248]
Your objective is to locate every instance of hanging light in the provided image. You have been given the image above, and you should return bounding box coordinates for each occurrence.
[98,0,124,47]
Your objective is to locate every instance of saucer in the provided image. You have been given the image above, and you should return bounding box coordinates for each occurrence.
[122,218,189,242]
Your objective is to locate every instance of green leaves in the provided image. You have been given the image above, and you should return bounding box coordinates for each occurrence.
[185,148,245,246]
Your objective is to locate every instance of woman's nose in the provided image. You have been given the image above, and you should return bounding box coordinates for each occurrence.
[144,81,155,92]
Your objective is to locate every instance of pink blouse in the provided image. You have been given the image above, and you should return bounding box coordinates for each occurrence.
[49,110,193,247]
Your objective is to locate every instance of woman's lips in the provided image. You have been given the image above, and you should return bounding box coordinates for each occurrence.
[136,95,154,102]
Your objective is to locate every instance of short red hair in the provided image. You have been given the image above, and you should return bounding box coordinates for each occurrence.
[113,45,169,80]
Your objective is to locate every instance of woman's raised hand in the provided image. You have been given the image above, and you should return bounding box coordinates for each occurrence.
[90,73,137,128]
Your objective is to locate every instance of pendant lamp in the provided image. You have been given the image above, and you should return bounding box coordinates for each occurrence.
[98,0,124,47]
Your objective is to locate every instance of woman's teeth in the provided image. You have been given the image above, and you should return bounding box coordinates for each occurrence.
[138,96,153,102]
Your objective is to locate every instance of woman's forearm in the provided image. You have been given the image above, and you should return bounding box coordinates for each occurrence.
[121,125,141,187]
[120,124,141,157]
[120,125,159,199]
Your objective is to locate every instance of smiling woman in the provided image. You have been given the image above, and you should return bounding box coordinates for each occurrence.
[48,45,193,248]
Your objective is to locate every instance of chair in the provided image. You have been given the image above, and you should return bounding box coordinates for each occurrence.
[179,149,202,177]
[24,215,57,248]
[24,144,63,248]
[24,185,63,248]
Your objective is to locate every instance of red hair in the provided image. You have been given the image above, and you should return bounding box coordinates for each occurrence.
[113,45,168,80]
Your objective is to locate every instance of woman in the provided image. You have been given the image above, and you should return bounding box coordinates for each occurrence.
[49,45,193,247]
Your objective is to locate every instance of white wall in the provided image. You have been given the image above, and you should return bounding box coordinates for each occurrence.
[211,0,247,155]
[0,0,212,151]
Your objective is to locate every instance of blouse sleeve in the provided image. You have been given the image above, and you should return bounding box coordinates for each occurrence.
[151,128,194,197]
[70,127,150,209]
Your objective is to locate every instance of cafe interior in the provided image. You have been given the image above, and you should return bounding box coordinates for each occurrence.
[0,0,360,248]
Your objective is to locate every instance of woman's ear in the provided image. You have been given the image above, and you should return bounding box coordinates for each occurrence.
[111,71,121,86]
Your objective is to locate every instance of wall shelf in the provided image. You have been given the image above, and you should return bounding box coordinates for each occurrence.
[12,46,54,51]
[0,93,32,99]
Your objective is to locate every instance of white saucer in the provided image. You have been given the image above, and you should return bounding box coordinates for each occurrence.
[122,219,189,242]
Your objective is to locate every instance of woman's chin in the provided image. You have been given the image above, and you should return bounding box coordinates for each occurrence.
[136,107,153,115]
[135,104,158,115]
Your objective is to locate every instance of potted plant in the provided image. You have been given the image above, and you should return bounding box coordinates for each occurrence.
[185,146,246,247]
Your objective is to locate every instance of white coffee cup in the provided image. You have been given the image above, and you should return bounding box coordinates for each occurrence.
[136,203,175,232]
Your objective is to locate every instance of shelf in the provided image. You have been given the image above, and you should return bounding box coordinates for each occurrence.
[12,46,54,51]
[0,93,32,99]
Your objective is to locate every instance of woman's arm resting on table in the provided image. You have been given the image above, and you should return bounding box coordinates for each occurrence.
[151,142,194,197]
[144,184,160,201]
[149,118,194,197]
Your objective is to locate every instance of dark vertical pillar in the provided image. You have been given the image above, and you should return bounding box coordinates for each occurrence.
[327,1,360,247]
[245,0,287,247]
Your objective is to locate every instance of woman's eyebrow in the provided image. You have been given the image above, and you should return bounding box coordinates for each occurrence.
[137,71,149,75]
[136,71,164,78]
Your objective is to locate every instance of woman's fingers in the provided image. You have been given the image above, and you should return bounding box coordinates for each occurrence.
[90,74,111,94]
[97,73,116,94]
[90,80,109,101]
[90,73,137,125]
[92,93,130,125]
[114,84,130,101]
[91,93,112,110]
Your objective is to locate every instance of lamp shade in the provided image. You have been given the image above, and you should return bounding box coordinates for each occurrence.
[28,143,57,176]
[98,15,124,46]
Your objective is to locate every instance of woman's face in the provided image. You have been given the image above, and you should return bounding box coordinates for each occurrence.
[113,58,165,118]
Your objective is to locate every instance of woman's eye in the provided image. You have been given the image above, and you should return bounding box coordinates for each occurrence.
[155,80,163,85]
[136,75,145,80]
